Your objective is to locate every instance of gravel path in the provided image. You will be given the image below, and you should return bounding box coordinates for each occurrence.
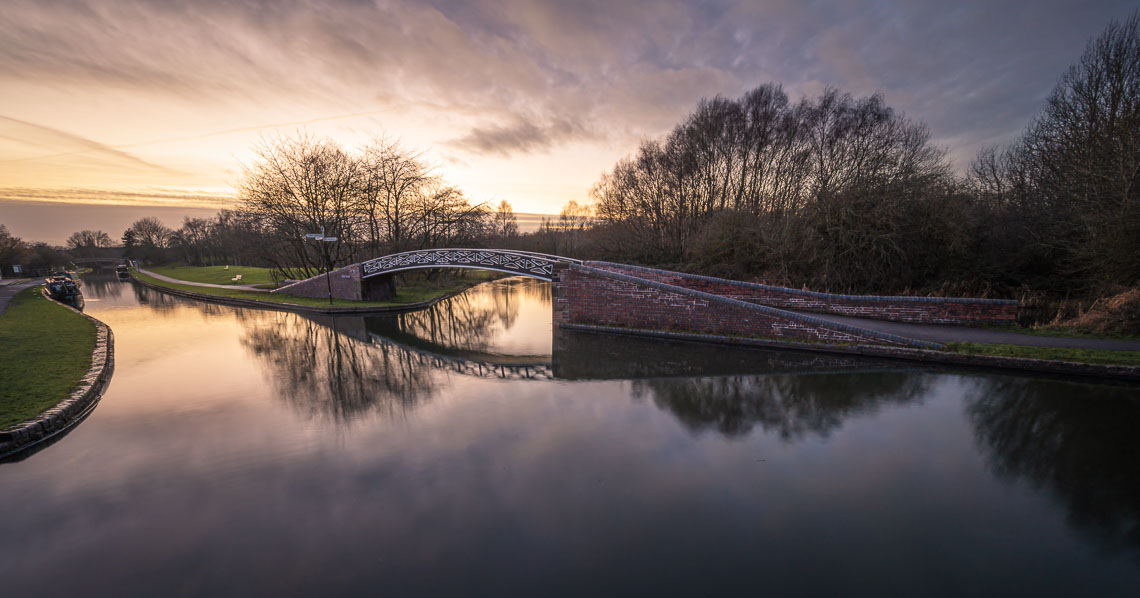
[135,268,269,292]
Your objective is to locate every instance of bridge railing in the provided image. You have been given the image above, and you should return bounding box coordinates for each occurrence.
[360,248,579,280]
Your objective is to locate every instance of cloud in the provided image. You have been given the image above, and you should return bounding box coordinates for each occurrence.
[448,116,591,156]
[0,116,182,175]
[0,0,1136,201]
[0,187,237,209]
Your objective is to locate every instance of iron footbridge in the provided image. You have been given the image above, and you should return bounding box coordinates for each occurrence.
[361,249,579,281]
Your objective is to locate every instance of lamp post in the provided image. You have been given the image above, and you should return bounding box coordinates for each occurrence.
[304,227,338,305]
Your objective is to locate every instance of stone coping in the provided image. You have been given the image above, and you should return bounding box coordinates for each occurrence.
[587,261,1019,305]
[0,289,116,460]
[559,323,1140,383]
[568,263,944,350]
[132,273,470,315]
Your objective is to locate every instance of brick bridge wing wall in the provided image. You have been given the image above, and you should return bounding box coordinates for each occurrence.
[553,264,941,349]
[586,262,1018,325]
[273,264,363,300]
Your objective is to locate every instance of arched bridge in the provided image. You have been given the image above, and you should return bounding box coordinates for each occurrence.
[71,257,128,267]
[275,248,578,301]
[273,248,1016,350]
[362,249,579,281]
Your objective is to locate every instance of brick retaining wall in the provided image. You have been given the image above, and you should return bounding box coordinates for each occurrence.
[553,264,940,348]
[274,265,364,300]
[587,261,1017,325]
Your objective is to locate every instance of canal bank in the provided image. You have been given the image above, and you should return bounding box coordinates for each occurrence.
[559,323,1140,383]
[130,270,490,315]
[0,287,115,460]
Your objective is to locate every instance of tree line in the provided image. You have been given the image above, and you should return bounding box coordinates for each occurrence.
[585,11,1139,298]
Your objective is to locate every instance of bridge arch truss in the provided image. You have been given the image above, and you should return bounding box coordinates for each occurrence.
[361,249,578,281]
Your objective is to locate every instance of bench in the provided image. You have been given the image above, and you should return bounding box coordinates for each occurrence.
[231,274,243,282]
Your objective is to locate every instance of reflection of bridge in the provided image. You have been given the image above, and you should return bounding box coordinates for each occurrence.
[366,333,553,380]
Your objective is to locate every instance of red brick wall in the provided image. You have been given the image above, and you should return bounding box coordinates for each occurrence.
[553,265,907,345]
[587,262,1017,324]
[274,264,363,300]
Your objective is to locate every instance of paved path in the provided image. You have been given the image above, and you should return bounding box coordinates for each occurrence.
[136,268,268,292]
[798,310,1140,352]
[0,279,40,317]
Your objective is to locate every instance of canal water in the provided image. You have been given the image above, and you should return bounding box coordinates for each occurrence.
[2,271,1139,596]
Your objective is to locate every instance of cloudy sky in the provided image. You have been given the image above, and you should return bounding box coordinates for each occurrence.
[0,0,1134,242]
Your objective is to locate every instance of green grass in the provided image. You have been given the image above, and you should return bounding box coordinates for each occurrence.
[147,265,277,286]
[0,287,97,428]
[979,322,1140,342]
[946,342,1140,367]
[132,270,497,308]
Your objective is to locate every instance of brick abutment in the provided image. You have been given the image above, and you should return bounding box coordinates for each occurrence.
[552,263,942,349]
[586,261,1018,325]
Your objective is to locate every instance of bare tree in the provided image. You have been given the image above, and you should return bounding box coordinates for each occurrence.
[358,137,433,254]
[969,10,1140,292]
[65,230,113,258]
[493,200,519,239]
[125,218,172,249]
[238,135,363,279]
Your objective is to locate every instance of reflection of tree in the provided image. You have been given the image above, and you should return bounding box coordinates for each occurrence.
[367,277,543,355]
[637,372,930,440]
[242,314,440,421]
[132,282,182,312]
[966,378,1140,560]
[77,270,125,300]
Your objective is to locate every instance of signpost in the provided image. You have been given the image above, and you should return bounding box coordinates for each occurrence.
[304,227,338,305]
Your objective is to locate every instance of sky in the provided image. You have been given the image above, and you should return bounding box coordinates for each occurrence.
[0,0,1135,244]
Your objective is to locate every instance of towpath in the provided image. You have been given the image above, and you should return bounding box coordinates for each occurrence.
[135,268,269,291]
[0,279,39,317]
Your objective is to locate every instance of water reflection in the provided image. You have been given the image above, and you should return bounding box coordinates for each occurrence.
[637,372,932,439]
[238,278,552,420]
[241,314,441,421]
[967,378,1140,560]
[4,271,1140,595]
[76,270,130,300]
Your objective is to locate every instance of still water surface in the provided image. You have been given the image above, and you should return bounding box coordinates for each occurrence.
[2,271,1139,596]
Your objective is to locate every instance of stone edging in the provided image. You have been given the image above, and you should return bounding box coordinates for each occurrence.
[587,261,1018,305]
[131,273,470,315]
[559,323,1140,383]
[567,263,944,350]
[0,289,116,460]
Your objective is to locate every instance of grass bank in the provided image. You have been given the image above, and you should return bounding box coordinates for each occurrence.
[147,265,277,286]
[980,323,1140,342]
[0,287,97,428]
[132,269,498,308]
[946,342,1140,367]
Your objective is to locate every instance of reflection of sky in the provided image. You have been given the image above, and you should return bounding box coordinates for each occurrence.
[1,274,1139,595]
[398,276,553,356]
